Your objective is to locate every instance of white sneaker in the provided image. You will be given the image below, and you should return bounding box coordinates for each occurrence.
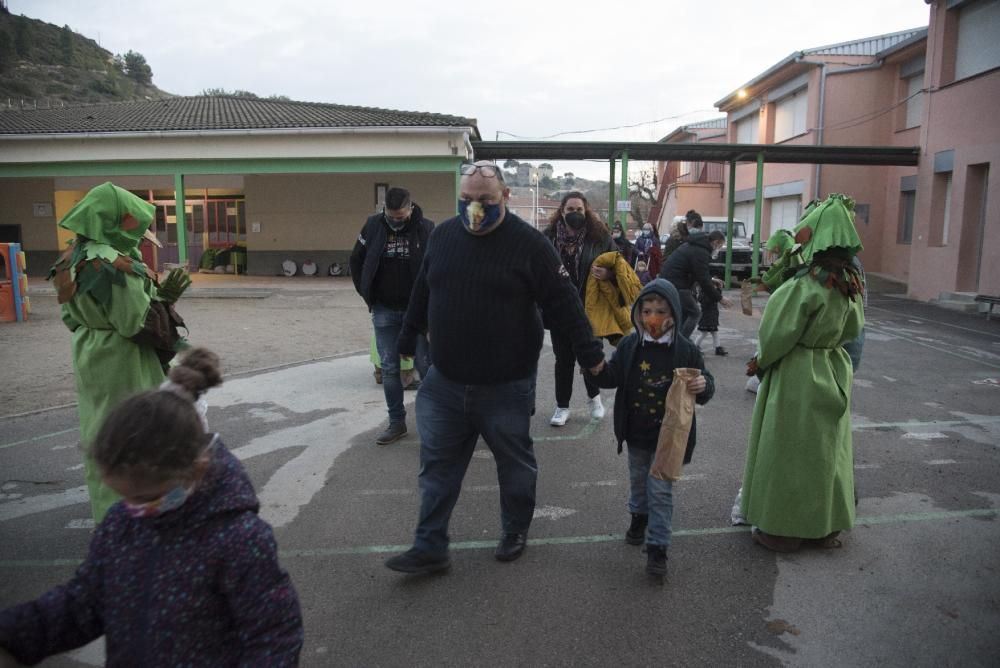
[589,395,605,420]
[550,407,570,427]
[745,376,761,394]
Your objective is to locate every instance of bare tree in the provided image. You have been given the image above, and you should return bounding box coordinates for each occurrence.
[627,166,658,230]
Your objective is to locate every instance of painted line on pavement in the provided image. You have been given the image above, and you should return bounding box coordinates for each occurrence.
[0,350,369,421]
[0,427,79,451]
[535,419,600,442]
[0,486,89,522]
[866,325,1000,369]
[854,416,1000,430]
[2,508,994,568]
[867,305,1000,339]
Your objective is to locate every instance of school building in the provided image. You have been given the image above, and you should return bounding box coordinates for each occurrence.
[0,96,479,276]
[653,0,1000,303]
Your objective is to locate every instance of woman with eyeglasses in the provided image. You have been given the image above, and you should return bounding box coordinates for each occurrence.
[541,191,619,427]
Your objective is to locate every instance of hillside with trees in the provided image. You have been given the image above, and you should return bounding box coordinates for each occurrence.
[0,2,171,107]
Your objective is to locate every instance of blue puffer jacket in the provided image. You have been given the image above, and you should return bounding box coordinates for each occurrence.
[592,279,715,458]
[0,439,303,667]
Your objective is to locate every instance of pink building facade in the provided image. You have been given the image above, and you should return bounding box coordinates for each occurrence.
[707,1,1000,302]
[906,0,1000,300]
[651,118,729,232]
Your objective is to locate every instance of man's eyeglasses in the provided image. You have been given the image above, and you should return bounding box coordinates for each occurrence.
[460,163,505,182]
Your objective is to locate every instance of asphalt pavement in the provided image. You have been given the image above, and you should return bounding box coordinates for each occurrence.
[1,280,999,667]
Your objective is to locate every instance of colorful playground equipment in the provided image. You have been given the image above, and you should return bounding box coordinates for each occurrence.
[0,242,29,322]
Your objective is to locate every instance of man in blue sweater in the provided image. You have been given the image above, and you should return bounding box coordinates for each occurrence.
[387,161,605,573]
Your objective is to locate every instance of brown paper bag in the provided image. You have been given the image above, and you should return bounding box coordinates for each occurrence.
[740,280,754,316]
[650,368,700,481]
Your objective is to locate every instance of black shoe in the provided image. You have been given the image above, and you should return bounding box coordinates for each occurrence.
[494,532,527,562]
[715,346,729,356]
[384,548,451,574]
[645,544,668,578]
[375,421,407,445]
[404,380,421,391]
[625,513,648,546]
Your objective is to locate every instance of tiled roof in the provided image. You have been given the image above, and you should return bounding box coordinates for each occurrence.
[716,26,928,108]
[659,116,727,143]
[0,96,477,136]
[684,117,727,130]
[803,27,927,57]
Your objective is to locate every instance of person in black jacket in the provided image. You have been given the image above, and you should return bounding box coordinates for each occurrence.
[541,192,617,427]
[590,279,714,578]
[658,230,732,337]
[349,187,433,445]
[385,162,605,574]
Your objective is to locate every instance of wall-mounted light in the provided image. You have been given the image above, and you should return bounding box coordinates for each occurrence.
[737,89,749,100]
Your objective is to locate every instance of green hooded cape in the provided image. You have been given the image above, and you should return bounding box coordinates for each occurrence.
[53,183,165,523]
[740,193,865,539]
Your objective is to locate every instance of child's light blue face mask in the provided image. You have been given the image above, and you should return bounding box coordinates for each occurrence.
[124,484,194,519]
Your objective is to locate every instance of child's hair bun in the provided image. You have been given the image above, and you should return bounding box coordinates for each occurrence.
[168,348,223,399]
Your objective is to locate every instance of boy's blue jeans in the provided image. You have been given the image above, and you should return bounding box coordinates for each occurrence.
[627,446,674,547]
[372,303,430,423]
[412,366,537,558]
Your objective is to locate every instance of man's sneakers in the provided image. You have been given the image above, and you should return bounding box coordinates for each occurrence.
[625,513,648,546]
[494,532,527,562]
[645,544,668,579]
[549,407,570,427]
[375,421,407,445]
[384,548,451,574]
[589,395,605,420]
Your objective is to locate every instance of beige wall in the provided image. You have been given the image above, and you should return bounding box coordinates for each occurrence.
[244,172,456,251]
[0,178,58,252]
[0,130,472,164]
[656,183,725,231]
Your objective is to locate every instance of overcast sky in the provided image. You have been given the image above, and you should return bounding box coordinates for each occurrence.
[10,0,930,179]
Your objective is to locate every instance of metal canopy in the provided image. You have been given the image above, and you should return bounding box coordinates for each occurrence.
[471,141,919,166]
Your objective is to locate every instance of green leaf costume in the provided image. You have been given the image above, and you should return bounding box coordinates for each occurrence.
[50,183,165,523]
[740,194,865,540]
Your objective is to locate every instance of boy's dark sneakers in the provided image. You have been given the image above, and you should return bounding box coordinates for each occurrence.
[625,513,648,545]
[715,346,729,356]
[375,421,407,445]
[494,532,527,561]
[384,548,451,574]
[645,544,668,579]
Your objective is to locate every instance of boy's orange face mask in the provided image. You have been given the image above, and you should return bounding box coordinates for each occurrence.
[641,312,673,338]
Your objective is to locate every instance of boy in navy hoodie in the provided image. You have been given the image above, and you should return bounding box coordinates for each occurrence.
[591,279,715,579]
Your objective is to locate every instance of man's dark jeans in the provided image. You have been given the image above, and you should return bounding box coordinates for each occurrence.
[412,366,537,557]
[372,303,429,423]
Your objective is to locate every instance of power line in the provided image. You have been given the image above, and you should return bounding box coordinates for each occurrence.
[495,109,720,140]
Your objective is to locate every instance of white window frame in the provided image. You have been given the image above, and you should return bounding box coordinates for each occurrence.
[956,0,1000,80]
[736,114,759,144]
[773,90,808,142]
[942,173,953,245]
[768,196,801,236]
[734,202,756,232]
[904,73,924,129]
[899,191,916,244]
